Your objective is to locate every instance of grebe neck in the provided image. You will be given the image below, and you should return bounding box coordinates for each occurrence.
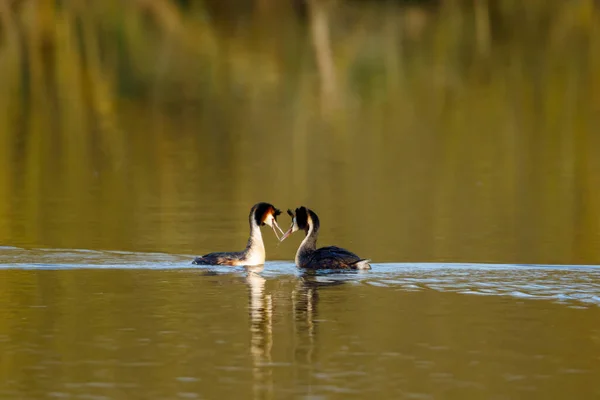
[244,212,266,265]
[295,212,319,265]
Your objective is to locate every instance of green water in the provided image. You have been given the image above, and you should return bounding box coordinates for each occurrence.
[1,249,599,399]
[0,1,599,263]
[1,1,600,399]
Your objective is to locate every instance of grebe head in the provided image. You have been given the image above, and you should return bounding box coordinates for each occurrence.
[252,202,285,239]
[280,206,310,242]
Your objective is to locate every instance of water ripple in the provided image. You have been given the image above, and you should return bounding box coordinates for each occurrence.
[0,247,599,307]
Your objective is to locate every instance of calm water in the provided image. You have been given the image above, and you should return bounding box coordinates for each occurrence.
[1,247,599,399]
[1,2,600,399]
[1,1,600,264]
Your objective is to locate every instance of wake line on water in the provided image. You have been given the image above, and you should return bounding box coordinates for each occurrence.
[1,248,599,307]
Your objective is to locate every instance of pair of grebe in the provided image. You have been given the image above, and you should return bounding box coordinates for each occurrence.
[192,202,371,270]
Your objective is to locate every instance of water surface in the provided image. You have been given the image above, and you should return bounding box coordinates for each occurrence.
[1,2,600,398]
[1,248,599,399]
[1,1,600,264]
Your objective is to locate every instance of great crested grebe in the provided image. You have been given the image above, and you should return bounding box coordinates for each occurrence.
[280,207,371,270]
[192,202,284,266]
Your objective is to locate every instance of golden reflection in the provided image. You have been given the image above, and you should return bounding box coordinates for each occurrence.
[1,266,600,399]
[0,1,599,265]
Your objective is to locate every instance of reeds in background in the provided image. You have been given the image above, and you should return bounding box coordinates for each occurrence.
[0,0,599,264]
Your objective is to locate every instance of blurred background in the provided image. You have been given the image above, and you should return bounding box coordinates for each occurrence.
[0,0,599,264]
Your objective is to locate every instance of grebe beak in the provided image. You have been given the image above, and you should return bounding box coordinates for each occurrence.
[274,220,285,236]
[271,219,285,240]
[280,226,293,242]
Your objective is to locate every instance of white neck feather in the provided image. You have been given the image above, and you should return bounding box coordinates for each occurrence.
[295,219,314,266]
[245,219,266,266]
